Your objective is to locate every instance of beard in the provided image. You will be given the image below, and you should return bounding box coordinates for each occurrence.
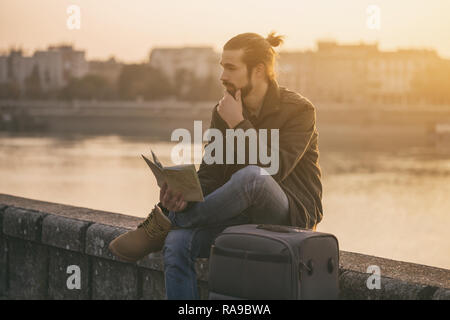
[223,75,253,100]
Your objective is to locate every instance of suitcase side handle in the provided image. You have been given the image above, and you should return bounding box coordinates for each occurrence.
[210,245,291,264]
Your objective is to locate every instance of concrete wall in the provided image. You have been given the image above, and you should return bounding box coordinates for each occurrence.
[1,193,449,300]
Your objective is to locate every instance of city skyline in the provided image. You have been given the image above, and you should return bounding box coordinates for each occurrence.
[2,40,447,105]
[1,0,450,62]
[1,39,446,64]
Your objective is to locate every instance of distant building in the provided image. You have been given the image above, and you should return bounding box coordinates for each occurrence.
[0,45,88,95]
[33,50,64,91]
[277,40,442,104]
[88,57,124,85]
[0,56,9,83]
[49,45,88,80]
[149,47,220,85]
[8,50,35,93]
[0,40,447,103]
[366,49,439,104]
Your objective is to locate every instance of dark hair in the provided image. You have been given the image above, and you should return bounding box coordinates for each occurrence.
[223,31,285,81]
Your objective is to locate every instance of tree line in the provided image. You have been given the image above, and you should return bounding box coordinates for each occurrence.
[0,63,224,102]
[1,61,450,104]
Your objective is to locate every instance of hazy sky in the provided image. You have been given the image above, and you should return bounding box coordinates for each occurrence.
[1,0,450,62]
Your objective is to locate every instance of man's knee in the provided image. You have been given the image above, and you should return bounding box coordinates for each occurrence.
[231,165,277,199]
[231,165,269,185]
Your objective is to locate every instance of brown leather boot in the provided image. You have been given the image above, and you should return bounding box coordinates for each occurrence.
[108,204,172,262]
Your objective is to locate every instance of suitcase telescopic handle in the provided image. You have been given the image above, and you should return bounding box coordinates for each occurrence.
[256,224,292,233]
[210,245,291,263]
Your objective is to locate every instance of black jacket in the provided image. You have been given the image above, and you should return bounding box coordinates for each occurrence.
[162,78,323,229]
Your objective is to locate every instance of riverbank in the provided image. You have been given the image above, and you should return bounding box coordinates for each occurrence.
[1,100,449,142]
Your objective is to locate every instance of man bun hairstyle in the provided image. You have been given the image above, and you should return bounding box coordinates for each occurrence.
[265,31,284,47]
[224,31,285,81]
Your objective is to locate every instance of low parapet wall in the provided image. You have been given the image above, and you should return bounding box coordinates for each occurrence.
[0,193,449,300]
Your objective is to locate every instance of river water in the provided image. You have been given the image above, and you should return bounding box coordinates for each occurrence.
[0,133,449,269]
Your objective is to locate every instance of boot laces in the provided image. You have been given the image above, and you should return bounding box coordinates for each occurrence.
[138,209,167,239]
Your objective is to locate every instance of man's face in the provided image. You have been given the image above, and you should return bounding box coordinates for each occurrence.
[219,49,253,99]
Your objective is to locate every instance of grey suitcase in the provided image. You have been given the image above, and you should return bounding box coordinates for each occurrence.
[208,224,339,300]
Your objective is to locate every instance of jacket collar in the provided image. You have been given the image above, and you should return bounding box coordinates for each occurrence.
[243,78,281,122]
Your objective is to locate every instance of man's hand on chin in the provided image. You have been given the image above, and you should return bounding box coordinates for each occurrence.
[217,89,245,128]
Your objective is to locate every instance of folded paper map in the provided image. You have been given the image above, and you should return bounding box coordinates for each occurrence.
[141,150,204,202]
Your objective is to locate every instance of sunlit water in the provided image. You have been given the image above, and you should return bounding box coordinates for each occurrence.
[0,133,449,269]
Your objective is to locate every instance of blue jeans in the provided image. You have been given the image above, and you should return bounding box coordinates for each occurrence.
[163,165,290,300]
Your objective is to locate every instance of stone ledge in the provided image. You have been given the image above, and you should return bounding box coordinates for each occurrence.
[0,235,7,296]
[47,247,91,300]
[85,223,128,261]
[91,258,139,300]
[0,193,141,229]
[2,206,47,241]
[339,251,450,290]
[7,238,48,299]
[432,287,450,300]
[1,193,449,300]
[42,214,93,252]
[0,205,7,230]
[339,269,441,300]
